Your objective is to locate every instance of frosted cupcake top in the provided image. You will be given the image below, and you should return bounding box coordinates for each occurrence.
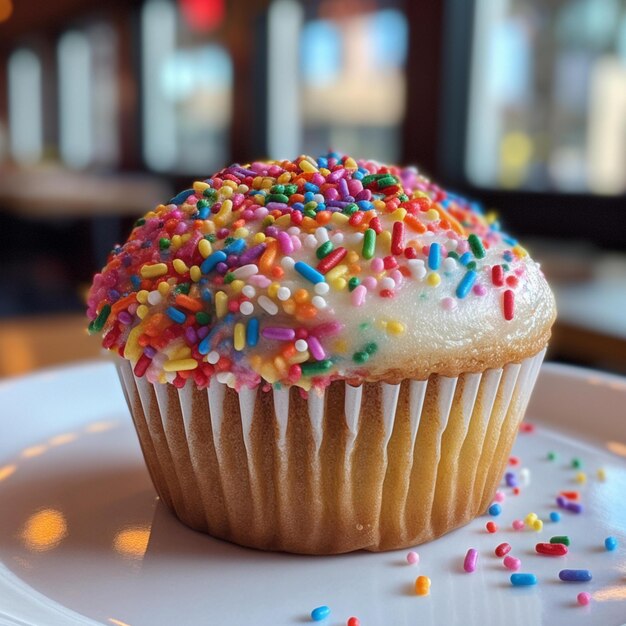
[87,154,556,390]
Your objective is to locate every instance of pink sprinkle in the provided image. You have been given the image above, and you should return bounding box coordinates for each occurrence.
[472,283,487,296]
[311,321,343,337]
[512,520,525,531]
[248,275,272,288]
[306,335,326,361]
[362,276,377,290]
[503,555,521,571]
[577,592,591,606]
[406,551,419,565]
[390,269,403,286]
[494,490,505,502]
[277,231,294,254]
[351,285,367,307]
[370,258,384,273]
[463,548,478,573]
[441,297,457,311]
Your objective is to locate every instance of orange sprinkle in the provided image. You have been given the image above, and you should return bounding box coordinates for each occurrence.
[404,214,427,233]
[348,263,362,274]
[282,299,296,315]
[433,204,466,236]
[138,333,151,347]
[301,216,318,231]
[271,265,284,279]
[293,289,309,304]
[296,303,317,320]
[259,240,277,274]
[316,210,332,225]
[111,294,137,314]
[175,294,203,312]
[143,313,170,337]
[281,343,297,359]
[232,218,245,229]
[290,193,305,203]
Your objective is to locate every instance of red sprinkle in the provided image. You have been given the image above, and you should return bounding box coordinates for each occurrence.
[519,422,535,433]
[380,289,395,298]
[503,289,515,320]
[347,619,360,626]
[492,264,504,286]
[536,542,568,556]
[369,216,382,234]
[404,246,418,259]
[509,456,520,465]
[317,247,347,274]
[391,221,405,255]
[495,542,511,557]
[486,521,498,533]
[383,255,398,270]
[560,491,580,501]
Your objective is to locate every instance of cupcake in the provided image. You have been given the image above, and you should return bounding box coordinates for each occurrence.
[87,154,556,554]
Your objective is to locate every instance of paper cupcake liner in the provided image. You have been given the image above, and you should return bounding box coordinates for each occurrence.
[117,348,546,554]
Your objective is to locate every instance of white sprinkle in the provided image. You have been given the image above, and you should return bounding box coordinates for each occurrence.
[315,227,329,243]
[281,256,296,270]
[242,285,256,298]
[380,277,396,290]
[233,263,259,279]
[407,259,427,280]
[147,290,162,305]
[295,339,308,352]
[311,295,327,309]
[313,193,325,204]
[442,257,457,273]
[239,301,254,315]
[277,287,291,301]
[445,239,458,251]
[348,232,364,245]
[520,467,531,486]
[257,295,278,315]
[314,282,330,295]
[207,351,220,364]
[287,226,301,236]
[304,234,318,249]
[216,372,235,386]
[330,232,344,245]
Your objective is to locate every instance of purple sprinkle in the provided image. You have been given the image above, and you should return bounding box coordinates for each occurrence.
[355,189,372,201]
[239,243,266,264]
[262,327,296,341]
[327,167,345,183]
[197,326,209,339]
[118,311,133,325]
[216,262,229,275]
[325,200,351,208]
[565,502,583,514]
[185,327,197,344]
[338,178,349,198]
[556,496,567,508]
[266,202,289,211]
[143,346,156,358]
[306,335,326,361]
[505,472,517,487]
[265,226,279,238]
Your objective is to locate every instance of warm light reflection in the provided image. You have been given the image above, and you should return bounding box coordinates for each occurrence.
[113,526,151,559]
[0,464,17,481]
[0,0,13,23]
[21,509,68,552]
[85,420,119,434]
[593,584,626,601]
[108,619,132,626]
[49,433,78,446]
[606,441,626,457]
[21,445,48,458]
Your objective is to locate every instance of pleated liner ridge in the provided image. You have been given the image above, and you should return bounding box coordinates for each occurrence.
[117,349,546,554]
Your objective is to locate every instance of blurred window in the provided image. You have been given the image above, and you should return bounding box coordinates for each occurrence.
[467,0,626,194]
[267,0,408,162]
[7,48,43,164]
[58,25,119,169]
[141,0,232,174]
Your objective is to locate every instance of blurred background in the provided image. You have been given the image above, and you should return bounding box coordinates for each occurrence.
[0,0,625,377]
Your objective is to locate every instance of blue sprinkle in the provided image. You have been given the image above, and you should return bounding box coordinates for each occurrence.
[304,183,319,193]
[311,606,331,622]
[317,157,328,168]
[511,573,537,587]
[459,251,473,266]
[357,200,373,211]
[198,206,210,219]
[353,170,364,180]
[201,251,227,274]
[223,238,246,255]
[304,191,315,202]
[246,318,259,347]
[292,202,305,211]
[440,199,451,207]
[488,503,502,516]
[428,242,441,270]
[559,569,592,582]
[316,203,326,211]
[503,251,514,262]
[166,307,186,324]
[201,289,213,302]
[605,536,618,551]
[503,235,518,246]
[549,511,561,522]
[130,275,141,289]
[456,270,477,299]
[198,336,211,355]
[169,188,195,205]
[294,261,325,284]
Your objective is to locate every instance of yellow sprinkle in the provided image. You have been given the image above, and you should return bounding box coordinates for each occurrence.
[215,291,228,318]
[171,234,182,250]
[237,184,249,194]
[390,208,407,221]
[344,157,358,169]
[163,358,198,372]
[123,325,143,361]
[222,179,237,190]
[234,323,245,351]
[330,213,349,225]
[261,177,273,188]
[346,250,359,264]
[326,264,348,282]
[333,339,348,353]
[485,210,498,225]
[214,199,233,227]
[425,208,439,221]
[193,181,209,195]
[181,233,191,244]
[288,350,310,364]
[299,158,318,173]
[282,299,296,315]
[379,230,392,252]
[201,220,215,234]
[513,245,528,258]
[575,471,587,484]
[427,272,441,287]
[158,281,171,296]
[597,468,607,481]
[136,304,149,319]
[230,279,244,294]
[331,277,347,291]
[268,282,280,298]
[319,167,330,177]
[140,263,168,279]
[248,355,262,370]
[252,176,264,189]
[277,172,292,184]
[260,362,279,383]
[373,200,386,212]
[190,265,201,282]
[234,227,249,239]
[198,238,212,258]
[252,232,266,244]
[136,289,149,304]
[173,258,189,274]
[387,321,406,335]
[274,214,291,227]
[220,185,234,198]
[171,345,191,360]
[273,356,288,376]
[525,512,537,526]
[533,519,543,532]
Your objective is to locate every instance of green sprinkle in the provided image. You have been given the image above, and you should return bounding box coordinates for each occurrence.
[361,173,386,186]
[262,217,275,227]
[304,208,317,218]
[502,263,510,271]
[205,233,217,243]
[447,250,459,260]
[224,273,235,284]
[365,342,378,354]
[267,193,289,203]
[283,184,298,195]
[550,535,570,546]
[468,233,486,259]
[304,201,318,211]
[134,218,145,227]
[348,277,360,291]
[159,238,171,250]
[174,282,191,295]
[358,322,370,331]
[343,203,358,215]
[572,458,583,469]
[353,351,369,364]
[300,360,333,376]
[270,184,285,194]
[316,241,334,259]
[196,199,209,209]
[92,304,111,333]
[195,312,211,325]
[203,188,217,198]
[547,451,557,461]
[362,228,376,259]
[466,261,477,271]
[398,193,409,202]
[377,175,398,189]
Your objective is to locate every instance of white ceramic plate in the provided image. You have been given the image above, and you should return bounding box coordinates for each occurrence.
[0,361,624,626]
